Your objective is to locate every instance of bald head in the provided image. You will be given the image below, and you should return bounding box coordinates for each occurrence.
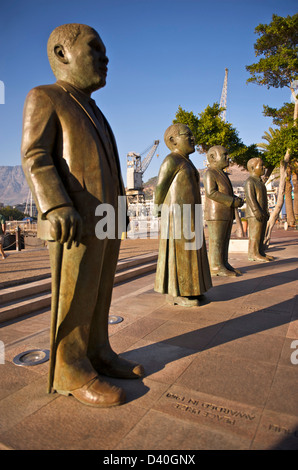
[247,157,265,178]
[46,23,108,94]
[164,123,190,150]
[206,145,229,169]
[247,157,262,172]
[47,24,94,77]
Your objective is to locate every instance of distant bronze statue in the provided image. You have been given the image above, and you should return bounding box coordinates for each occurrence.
[244,157,274,262]
[21,24,143,408]
[203,145,244,276]
[154,123,212,307]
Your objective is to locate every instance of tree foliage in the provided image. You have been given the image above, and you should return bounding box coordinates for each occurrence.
[0,206,26,221]
[259,125,298,167]
[173,103,260,168]
[246,13,298,240]
[263,102,295,126]
[246,13,298,89]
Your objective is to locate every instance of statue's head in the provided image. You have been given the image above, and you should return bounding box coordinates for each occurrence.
[247,157,265,177]
[47,24,108,94]
[164,123,195,156]
[206,145,229,169]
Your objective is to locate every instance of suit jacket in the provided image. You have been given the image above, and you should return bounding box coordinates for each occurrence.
[203,167,235,221]
[244,176,268,219]
[21,81,126,240]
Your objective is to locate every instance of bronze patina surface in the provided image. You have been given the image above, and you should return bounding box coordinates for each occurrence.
[203,145,244,277]
[154,124,212,307]
[21,24,143,407]
[244,158,274,263]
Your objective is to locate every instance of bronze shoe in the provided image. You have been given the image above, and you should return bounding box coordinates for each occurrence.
[56,376,126,407]
[211,267,237,277]
[92,355,144,379]
[166,295,200,307]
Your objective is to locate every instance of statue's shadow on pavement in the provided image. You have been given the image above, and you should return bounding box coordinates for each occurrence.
[107,261,298,404]
[236,256,298,274]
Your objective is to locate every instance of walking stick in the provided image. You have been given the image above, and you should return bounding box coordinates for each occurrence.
[47,242,63,393]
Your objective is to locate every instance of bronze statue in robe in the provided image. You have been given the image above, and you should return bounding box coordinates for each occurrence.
[21,24,143,408]
[203,146,244,276]
[154,124,212,307]
[244,157,274,262]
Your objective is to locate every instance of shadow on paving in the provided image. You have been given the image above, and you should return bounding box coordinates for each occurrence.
[118,295,296,402]
[269,426,298,450]
[238,257,298,274]
[208,266,298,302]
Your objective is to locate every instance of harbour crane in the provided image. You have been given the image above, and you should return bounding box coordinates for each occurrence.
[219,68,228,122]
[126,140,159,204]
[204,67,229,168]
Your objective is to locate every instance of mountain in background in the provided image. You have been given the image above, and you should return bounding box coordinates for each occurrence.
[143,164,250,199]
[0,166,30,206]
[0,163,251,206]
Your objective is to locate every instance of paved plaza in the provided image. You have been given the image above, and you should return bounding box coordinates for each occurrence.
[0,228,297,450]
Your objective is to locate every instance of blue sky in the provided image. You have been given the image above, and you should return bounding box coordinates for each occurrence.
[0,0,297,185]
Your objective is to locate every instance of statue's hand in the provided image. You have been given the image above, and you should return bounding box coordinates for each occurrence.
[232,196,244,208]
[46,206,82,249]
[254,210,266,222]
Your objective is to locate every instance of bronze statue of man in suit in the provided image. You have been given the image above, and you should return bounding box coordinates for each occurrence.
[203,145,244,276]
[21,24,143,407]
[244,157,274,262]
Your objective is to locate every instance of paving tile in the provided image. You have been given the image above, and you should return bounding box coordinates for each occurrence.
[252,410,298,450]
[175,350,276,408]
[120,339,198,384]
[278,337,298,367]
[115,409,252,450]
[0,376,56,434]
[112,316,166,340]
[245,290,296,313]
[156,302,234,326]
[264,364,298,417]
[140,320,224,352]
[228,307,293,337]
[117,295,165,316]
[286,318,298,339]
[0,394,147,450]
[109,332,143,355]
[205,327,285,364]
[0,360,42,400]
[152,384,262,440]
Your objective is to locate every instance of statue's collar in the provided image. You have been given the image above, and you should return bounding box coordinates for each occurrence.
[56,80,91,105]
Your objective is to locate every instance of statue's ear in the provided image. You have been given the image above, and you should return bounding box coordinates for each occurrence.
[54,44,69,64]
[169,135,176,146]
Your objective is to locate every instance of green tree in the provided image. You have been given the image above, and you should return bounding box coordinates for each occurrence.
[246,13,298,243]
[263,102,295,127]
[262,102,298,224]
[0,206,26,221]
[173,103,260,238]
[173,103,260,168]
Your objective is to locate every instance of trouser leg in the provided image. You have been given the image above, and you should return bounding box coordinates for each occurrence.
[207,220,230,272]
[259,220,267,255]
[248,218,269,261]
[223,219,232,267]
[49,237,108,391]
[87,237,121,360]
